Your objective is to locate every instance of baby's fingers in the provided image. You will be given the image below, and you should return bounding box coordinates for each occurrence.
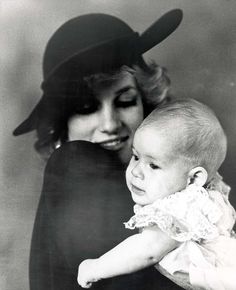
[78,259,98,288]
[78,279,93,288]
[84,282,92,289]
[82,282,93,288]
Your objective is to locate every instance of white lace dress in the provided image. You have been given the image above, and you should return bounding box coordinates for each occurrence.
[124,177,236,290]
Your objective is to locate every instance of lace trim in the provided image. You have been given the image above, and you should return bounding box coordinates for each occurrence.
[206,172,231,197]
[124,185,222,242]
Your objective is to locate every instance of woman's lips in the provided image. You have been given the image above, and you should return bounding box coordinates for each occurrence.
[97,136,129,151]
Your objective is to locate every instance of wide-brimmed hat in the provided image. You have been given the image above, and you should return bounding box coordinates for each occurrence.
[13,9,183,136]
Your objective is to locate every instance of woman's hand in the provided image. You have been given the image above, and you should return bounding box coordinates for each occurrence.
[77,259,99,288]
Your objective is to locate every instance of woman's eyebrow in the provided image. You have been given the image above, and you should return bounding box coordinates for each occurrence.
[116,86,136,95]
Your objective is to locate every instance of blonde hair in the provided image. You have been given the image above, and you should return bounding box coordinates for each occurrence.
[35,61,170,158]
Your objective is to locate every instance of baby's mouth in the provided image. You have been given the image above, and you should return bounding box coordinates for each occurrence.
[131,184,145,195]
[97,136,129,151]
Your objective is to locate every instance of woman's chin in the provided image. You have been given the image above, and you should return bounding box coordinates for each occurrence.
[116,147,132,164]
[99,141,132,164]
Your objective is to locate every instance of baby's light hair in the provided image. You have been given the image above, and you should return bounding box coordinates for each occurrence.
[140,98,227,181]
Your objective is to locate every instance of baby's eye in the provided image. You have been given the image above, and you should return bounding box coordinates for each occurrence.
[149,163,159,170]
[132,153,139,161]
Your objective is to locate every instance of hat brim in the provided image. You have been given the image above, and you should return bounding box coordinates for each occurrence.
[13,9,183,136]
[43,9,183,83]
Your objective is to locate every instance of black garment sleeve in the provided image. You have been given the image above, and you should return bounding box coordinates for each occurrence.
[29,141,183,290]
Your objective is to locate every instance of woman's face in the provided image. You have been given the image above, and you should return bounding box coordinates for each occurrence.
[67,72,144,163]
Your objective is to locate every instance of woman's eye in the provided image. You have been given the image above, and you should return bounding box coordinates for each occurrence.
[74,103,99,115]
[149,163,159,170]
[116,98,137,108]
[115,88,139,108]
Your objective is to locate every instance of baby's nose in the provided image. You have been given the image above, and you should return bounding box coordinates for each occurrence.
[131,163,144,180]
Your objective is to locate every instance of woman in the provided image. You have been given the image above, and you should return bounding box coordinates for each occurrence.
[13,9,183,289]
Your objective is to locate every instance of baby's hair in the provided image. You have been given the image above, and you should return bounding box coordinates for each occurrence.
[140,98,227,181]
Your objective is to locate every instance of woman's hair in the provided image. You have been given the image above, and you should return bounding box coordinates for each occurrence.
[141,98,227,181]
[35,61,171,158]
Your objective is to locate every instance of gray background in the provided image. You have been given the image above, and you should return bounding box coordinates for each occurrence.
[1,0,236,289]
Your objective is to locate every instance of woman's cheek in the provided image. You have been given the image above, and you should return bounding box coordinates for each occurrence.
[67,115,94,141]
[133,100,144,129]
[122,104,144,132]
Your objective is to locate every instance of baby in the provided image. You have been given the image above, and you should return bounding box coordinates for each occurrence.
[78,98,236,290]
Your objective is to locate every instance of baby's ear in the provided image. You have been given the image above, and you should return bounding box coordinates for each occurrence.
[187,166,208,187]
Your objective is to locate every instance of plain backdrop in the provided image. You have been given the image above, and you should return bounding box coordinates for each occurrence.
[1,1,236,289]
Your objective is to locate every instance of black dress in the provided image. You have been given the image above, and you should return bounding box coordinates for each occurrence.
[29,141,182,290]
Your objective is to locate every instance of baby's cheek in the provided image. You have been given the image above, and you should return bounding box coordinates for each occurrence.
[125,168,132,188]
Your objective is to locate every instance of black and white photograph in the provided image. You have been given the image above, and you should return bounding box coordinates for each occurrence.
[1,1,236,289]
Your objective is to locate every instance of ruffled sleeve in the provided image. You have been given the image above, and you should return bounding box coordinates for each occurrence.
[124,185,222,242]
[206,173,236,236]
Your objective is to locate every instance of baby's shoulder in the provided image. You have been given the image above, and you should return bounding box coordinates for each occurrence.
[154,185,222,241]
[156,185,221,220]
[125,185,224,242]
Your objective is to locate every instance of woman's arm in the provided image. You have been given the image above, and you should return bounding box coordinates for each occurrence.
[78,226,179,288]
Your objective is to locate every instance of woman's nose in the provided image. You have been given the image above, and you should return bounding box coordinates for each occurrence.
[131,163,144,180]
[99,105,121,133]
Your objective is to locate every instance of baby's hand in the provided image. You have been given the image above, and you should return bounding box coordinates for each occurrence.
[78,259,99,288]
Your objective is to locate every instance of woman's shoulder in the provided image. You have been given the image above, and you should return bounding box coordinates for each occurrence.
[42,140,127,206]
[46,140,124,175]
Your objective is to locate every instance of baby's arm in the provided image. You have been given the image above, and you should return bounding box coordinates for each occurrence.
[77,226,179,288]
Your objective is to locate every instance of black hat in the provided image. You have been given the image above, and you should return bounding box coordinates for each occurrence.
[13,9,183,136]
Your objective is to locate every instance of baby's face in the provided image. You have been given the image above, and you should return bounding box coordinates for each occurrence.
[126,126,190,206]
